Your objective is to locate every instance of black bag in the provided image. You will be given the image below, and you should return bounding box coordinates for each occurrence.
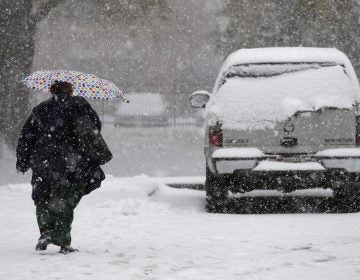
[73,115,113,165]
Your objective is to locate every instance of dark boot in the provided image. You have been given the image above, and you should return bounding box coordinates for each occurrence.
[59,246,79,254]
[35,234,52,251]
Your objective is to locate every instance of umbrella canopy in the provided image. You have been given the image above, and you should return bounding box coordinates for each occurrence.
[23,70,127,101]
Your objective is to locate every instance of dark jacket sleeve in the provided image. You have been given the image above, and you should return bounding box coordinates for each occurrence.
[16,111,38,172]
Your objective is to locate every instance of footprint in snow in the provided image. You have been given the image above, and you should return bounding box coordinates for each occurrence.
[313,256,336,262]
[292,245,312,251]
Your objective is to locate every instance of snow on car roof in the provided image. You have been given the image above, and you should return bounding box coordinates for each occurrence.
[214,47,359,91]
[205,48,360,131]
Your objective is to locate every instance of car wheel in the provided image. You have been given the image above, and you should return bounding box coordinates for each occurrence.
[332,181,360,213]
[205,165,228,213]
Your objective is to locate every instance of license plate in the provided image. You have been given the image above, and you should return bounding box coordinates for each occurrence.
[281,156,301,163]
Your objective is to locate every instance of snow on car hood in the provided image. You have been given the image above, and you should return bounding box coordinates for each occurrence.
[205,65,360,131]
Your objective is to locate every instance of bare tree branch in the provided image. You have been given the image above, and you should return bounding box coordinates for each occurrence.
[30,0,66,23]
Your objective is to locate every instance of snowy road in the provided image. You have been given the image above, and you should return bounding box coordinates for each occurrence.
[1,175,360,280]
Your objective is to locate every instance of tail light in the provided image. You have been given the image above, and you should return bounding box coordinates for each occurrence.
[356,115,360,145]
[209,129,223,147]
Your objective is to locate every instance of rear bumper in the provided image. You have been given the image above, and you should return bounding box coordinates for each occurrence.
[207,148,360,191]
[209,147,360,173]
[225,169,353,192]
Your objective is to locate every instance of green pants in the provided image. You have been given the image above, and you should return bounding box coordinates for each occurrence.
[35,184,85,247]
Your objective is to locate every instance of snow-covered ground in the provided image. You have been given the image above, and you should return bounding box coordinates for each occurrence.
[3,125,360,279]
[1,175,360,280]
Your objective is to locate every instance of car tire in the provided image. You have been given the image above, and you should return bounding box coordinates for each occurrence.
[332,181,360,213]
[205,165,228,213]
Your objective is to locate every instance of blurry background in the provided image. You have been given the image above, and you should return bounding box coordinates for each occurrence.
[1,0,360,184]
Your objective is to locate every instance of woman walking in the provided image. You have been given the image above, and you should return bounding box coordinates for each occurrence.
[16,80,112,254]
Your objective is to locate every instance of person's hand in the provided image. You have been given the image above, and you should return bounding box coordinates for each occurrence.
[16,163,29,174]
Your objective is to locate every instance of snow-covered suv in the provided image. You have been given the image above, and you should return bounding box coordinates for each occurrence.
[190,47,360,212]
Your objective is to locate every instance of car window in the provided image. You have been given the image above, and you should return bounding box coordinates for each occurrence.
[219,62,343,88]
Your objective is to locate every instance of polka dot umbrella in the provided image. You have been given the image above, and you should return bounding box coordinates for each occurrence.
[23,70,128,102]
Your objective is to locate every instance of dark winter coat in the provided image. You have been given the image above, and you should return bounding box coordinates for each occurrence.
[16,93,111,203]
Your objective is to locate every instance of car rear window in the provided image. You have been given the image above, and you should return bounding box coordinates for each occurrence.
[220,63,339,82]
